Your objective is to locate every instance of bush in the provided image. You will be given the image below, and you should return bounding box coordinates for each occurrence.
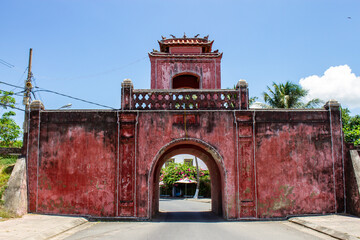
[160,162,211,197]
[342,108,360,146]
[0,156,17,202]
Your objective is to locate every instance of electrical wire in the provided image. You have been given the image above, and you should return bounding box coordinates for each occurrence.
[65,56,148,80]
[33,88,116,109]
[11,67,28,92]
[0,81,23,89]
[0,103,25,111]
[0,59,14,68]
[0,89,25,97]
[0,80,116,109]
[32,77,43,102]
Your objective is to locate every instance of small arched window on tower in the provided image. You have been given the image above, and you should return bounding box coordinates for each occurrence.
[172,74,200,89]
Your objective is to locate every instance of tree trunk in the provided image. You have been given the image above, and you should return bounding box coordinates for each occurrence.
[193,156,200,199]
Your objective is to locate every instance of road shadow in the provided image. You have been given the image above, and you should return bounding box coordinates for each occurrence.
[152,211,224,223]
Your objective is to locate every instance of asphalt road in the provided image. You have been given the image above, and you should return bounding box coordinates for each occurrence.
[63,199,335,240]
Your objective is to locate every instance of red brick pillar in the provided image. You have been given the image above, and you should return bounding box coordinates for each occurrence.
[235,112,257,218]
[27,100,44,213]
[121,79,133,110]
[236,79,249,110]
[118,113,137,216]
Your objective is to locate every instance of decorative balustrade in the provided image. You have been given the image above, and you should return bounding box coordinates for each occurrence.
[121,79,249,110]
[131,89,241,110]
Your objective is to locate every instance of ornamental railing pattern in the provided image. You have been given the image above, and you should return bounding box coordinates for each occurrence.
[131,89,241,110]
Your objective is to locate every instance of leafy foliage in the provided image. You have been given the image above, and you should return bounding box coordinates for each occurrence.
[263,81,322,108]
[342,108,360,146]
[160,162,211,197]
[0,155,17,204]
[249,96,258,106]
[0,90,21,147]
[160,162,209,186]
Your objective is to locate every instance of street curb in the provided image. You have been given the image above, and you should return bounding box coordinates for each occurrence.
[41,217,88,240]
[184,198,211,203]
[49,222,96,240]
[289,218,358,240]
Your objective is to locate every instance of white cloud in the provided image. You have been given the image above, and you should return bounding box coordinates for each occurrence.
[299,65,360,109]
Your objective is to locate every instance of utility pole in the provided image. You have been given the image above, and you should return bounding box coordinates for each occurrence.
[22,48,33,154]
[24,48,33,111]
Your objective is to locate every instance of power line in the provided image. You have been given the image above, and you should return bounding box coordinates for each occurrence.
[0,80,116,109]
[65,56,148,80]
[0,59,14,68]
[32,77,43,102]
[34,56,148,82]
[34,89,115,109]
[11,67,28,92]
[0,81,23,89]
[0,103,25,112]
[0,89,24,96]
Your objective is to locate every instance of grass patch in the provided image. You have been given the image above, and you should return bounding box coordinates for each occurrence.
[0,204,17,220]
[0,155,18,166]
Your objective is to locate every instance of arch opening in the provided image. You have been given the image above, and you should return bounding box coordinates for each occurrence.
[159,154,210,211]
[172,74,200,89]
[150,141,225,219]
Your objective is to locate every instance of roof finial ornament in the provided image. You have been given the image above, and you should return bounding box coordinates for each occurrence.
[194,34,200,38]
[204,35,209,40]
[170,34,176,38]
[183,32,187,38]
[161,35,166,40]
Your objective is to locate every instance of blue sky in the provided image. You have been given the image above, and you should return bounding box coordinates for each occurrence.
[1,0,360,128]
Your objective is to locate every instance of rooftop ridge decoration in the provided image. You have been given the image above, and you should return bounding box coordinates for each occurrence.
[153,34,218,54]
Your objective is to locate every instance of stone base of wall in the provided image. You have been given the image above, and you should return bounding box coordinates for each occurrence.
[346,150,360,216]
[3,157,27,216]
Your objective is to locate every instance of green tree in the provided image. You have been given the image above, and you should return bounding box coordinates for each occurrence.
[160,162,210,197]
[249,96,258,106]
[342,108,360,146]
[0,90,21,147]
[263,81,322,109]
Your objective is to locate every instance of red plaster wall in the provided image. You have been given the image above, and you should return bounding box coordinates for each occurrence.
[150,57,221,89]
[27,109,345,220]
[27,111,118,216]
[255,111,344,217]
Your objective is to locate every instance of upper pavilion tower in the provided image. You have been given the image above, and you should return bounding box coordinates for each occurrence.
[149,34,222,89]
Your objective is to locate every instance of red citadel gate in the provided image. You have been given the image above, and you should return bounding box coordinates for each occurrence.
[26,36,345,220]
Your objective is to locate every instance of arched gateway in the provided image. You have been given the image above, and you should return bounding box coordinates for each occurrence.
[26,35,345,220]
[149,138,226,218]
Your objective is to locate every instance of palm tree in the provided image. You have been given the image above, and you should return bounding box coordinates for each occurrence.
[263,81,322,108]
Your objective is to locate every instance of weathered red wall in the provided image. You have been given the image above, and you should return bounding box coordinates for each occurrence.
[27,111,118,216]
[149,58,222,89]
[27,107,345,220]
[255,110,344,217]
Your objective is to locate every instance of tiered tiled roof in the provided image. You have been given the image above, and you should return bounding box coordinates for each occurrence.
[150,35,221,57]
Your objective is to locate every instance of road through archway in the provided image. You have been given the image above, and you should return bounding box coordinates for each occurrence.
[149,139,226,220]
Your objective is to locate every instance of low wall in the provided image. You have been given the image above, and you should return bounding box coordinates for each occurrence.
[0,147,22,156]
[346,149,360,216]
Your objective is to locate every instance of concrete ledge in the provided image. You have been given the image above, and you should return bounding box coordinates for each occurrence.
[3,157,27,216]
[289,215,360,240]
[0,214,87,240]
[185,198,211,204]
